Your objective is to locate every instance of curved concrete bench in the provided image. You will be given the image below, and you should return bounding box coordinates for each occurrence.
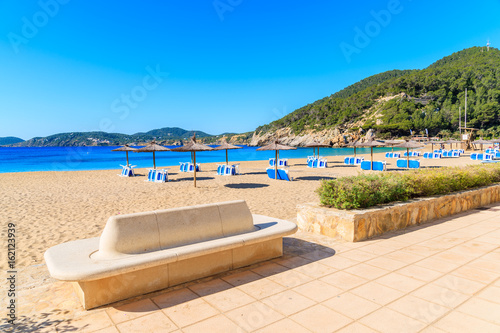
[45,200,297,309]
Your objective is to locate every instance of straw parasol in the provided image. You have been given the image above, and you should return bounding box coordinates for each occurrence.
[473,139,493,152]
[395,140,424,168]
[135,141,170,169]
[257,140,296,180]
[213,139,242,165]
[346,141,359,157]
[356,140,386,170]
[171,134,213,187]
[304,141,331,158]
[383,140,404,153]
[426,140,444,152]
[443,139,461,150]
[111,144,137,166]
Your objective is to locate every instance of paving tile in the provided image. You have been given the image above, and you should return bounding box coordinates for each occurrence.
[335,249,379,262]
[365,256,407,271]
[300,249,335,261]
[452,266,499,284]
[457,297,500,325]
[226,301,285,332]
[292,279,342,302]
[319,271,368,291]
[359,307,426,333]
[68,311,114,333]
[266,269,313,288]
[106,298,160,324]
[466,258,500,273]
[251,262,289,277]
[275,256,312,269]
[433,274,485,295]
[415,257,460,273]
[375,272,426,293]
[411,283,469,308]
[481,252,500,262]
[433,311,500,333]
[290,304,352,333]
[237,278,287,299]
[182,314,243,333]
[419,327,447,333]
[344,263,390,280]
[188,278,233,297]
[152,288,199,309]
[318,255,360,270]
[351,281,404,305]
[202,287,256,312]
[385,250,426,264]
[404,245,441,257]
[115,312,177,333]
[322,292,380,320]
[387,295,449,324]
[476,286,500,304]
[396,265,442,282]
[91,326,120,333]
[357,243,395,256]
[254,319,311,333]
[431,250,475,264]
[222,270,263,287]
[335,322,375,333]
[293,261,338,279]
[162,297,219,328]
[261,290,316,316]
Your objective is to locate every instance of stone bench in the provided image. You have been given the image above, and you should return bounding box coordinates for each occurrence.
[44,200,297,309]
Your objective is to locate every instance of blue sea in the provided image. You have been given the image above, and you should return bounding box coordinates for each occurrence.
[0,146,397,173]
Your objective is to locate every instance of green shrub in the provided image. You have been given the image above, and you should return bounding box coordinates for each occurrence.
[317,164,500,210]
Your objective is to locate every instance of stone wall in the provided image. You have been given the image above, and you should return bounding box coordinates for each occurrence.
[297,184,500,242]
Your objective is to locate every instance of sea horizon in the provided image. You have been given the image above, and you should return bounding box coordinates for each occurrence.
[0,145,403,174]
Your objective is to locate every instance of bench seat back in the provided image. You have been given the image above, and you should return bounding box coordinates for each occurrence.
[98,200,254,257]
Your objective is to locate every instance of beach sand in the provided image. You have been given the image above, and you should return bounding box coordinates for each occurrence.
[0,148,481,269]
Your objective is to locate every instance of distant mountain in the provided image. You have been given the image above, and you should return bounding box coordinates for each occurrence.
[0,137,24,146]
[10,127,215,147]
[253,46,500,145]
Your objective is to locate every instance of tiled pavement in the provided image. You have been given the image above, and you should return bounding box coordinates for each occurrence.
[3,204,500,332]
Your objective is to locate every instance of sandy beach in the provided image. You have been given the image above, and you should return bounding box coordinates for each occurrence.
[0,148,482,270]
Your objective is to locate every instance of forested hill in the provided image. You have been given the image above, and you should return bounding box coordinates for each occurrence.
[255,47,500,139]
[11,127,214,147]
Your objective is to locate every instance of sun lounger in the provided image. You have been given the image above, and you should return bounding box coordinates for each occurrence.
[360,161,386,171]
[396,159,420,169]
[318,158,327,168]
[266,167,293,181]
[146,168,157,182]
[344,156,364,165]
[154,169,169,182]
[118,165,136,177]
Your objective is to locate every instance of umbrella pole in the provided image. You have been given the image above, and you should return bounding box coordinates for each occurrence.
[153,151,156,169]
[354,146,356,157]
[126,151,129,166]
[371,148,373,170]
[318,147,320,158]
[275,150,278,180]
[226,149,228,165]
[407,148,409,169]
[194,152,197,187]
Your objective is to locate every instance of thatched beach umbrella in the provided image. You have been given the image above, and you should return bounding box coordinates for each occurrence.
[111,144,137,166]
[443,139,461,150]
[257,140,296,180]
[473,139,492,152]
[171,134,213,187]
[427,140,444,152]
[395,140,423,168]
[383,140,404,153]
[304,141,331,158]
[347,141,359,157]
[356,140,386,170]
[213,139,242,165]
[136,141,170,169]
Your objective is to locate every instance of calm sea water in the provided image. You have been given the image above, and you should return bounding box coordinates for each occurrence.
[0,146,398,173]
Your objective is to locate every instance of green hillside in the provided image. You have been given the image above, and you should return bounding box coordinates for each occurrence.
[256,47,500,138]
[13,127,214,147]
[0,137,24,146]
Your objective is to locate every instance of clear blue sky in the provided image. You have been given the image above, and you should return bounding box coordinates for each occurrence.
[1,0,499,140]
